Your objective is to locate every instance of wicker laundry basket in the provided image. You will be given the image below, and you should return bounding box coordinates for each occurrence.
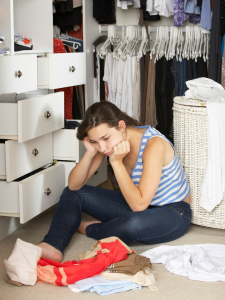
[173,96,225,229]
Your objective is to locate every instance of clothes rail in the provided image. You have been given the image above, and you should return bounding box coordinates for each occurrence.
[99,25,210,34]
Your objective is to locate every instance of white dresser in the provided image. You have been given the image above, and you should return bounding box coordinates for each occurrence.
[0,0,107,235]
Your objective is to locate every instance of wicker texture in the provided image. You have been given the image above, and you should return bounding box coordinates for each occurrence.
[173,96,225,229]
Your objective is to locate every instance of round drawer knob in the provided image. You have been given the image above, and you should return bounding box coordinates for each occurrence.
[44,111,51,119]
[32,148,39,156]
[44,188,51,196]
[16,70,22,78]
[70,66,75,72]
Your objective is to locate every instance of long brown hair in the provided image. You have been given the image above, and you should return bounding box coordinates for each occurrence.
[77,101,143,140]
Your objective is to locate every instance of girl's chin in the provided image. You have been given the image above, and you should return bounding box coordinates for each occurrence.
[105,151,113,156]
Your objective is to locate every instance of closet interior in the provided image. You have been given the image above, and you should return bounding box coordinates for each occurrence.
[0,0,224,235]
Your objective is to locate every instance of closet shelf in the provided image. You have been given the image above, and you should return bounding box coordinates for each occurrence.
[15,49,52,55]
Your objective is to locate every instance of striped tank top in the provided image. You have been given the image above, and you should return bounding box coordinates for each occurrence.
[130,125,190,206]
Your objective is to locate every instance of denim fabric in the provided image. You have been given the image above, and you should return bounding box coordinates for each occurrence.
[200,0,212,30]
[62,38,83,52]
[42,185,192,255]
[221,34,225,59]
[184,0,200,14]
[178,58,188,96]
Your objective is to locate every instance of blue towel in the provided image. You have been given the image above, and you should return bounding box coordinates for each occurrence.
[69,276,142,295]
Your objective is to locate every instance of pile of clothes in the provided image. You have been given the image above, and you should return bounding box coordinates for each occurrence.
[14,29,33,52]
[4,237,157,295]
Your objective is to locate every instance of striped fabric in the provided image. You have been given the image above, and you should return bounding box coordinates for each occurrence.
[131,126,190,206]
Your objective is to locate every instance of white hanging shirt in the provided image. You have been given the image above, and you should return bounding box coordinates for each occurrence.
[111,58,118,105]
[154,0,174,17]
[117,0,133,9]
[103,53,114,102]
[146,0,159,15]
[121,55,133,117]
[141,244,225,282]
[115,59,126,110]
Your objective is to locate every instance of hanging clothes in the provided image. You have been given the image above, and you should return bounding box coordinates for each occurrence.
[155,57,173,139]
[115,59,126,110]
[208,0,222,84]
[103,53,114,103]
[132,59,141,121]
[141,53,150,124]
[145,54,157,128]
[121,55,133,117]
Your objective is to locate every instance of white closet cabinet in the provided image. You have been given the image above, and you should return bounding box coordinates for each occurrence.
[0,0,107,230]
[53,127,107,187]
[38,53,86,89]
[0,164,65,224]
[0,55,37,94]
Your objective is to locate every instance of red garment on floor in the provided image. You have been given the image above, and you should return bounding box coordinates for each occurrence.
[37,240,132,286]
[53,38,73,119]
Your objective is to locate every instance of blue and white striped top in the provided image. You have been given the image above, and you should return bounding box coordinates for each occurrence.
[130,125,190,206]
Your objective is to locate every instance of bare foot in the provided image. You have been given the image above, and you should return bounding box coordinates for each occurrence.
[37,242,63,262]
[77,220,102,236]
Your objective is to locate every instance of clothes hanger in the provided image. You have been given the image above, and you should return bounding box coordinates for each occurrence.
[206,34,209,61]
[163,26,169,59]
[61,39,80,50]
[170,26,178,60]
[136,26,147,60]
[166,26,173,60]
[113,26,127,60]
[152,26,159,56]
[143,25,152,56]
[179,28,184,62]
[176,27,181,61]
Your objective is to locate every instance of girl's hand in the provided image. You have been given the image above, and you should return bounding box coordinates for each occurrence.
[109,140,130,164]
[82,137,97,156]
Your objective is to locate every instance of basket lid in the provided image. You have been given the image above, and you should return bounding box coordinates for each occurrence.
[174,96,206,107]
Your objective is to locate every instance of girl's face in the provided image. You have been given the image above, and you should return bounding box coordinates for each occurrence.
[87,123,125,156]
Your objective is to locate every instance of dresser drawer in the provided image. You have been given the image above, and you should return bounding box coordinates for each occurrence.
[0,143,6,178]
[53,128,82,161]
[0,92,64,143]
[0,55,37,94]
[37,53,86,89]
[0,164,65,224]
[0,133,52,182]
[57,158,107,188]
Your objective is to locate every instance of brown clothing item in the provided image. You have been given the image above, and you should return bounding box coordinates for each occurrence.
[106,253,152,276]
[141,53,150,124]
[145,54,158,127]
[78,85,85,115]
[6,275,23,286]
[78,236,135,261]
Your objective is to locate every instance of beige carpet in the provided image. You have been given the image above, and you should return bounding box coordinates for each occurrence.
[1,178,225,300]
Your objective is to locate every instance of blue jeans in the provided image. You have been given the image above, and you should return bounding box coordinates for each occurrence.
[42,185,192,255]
